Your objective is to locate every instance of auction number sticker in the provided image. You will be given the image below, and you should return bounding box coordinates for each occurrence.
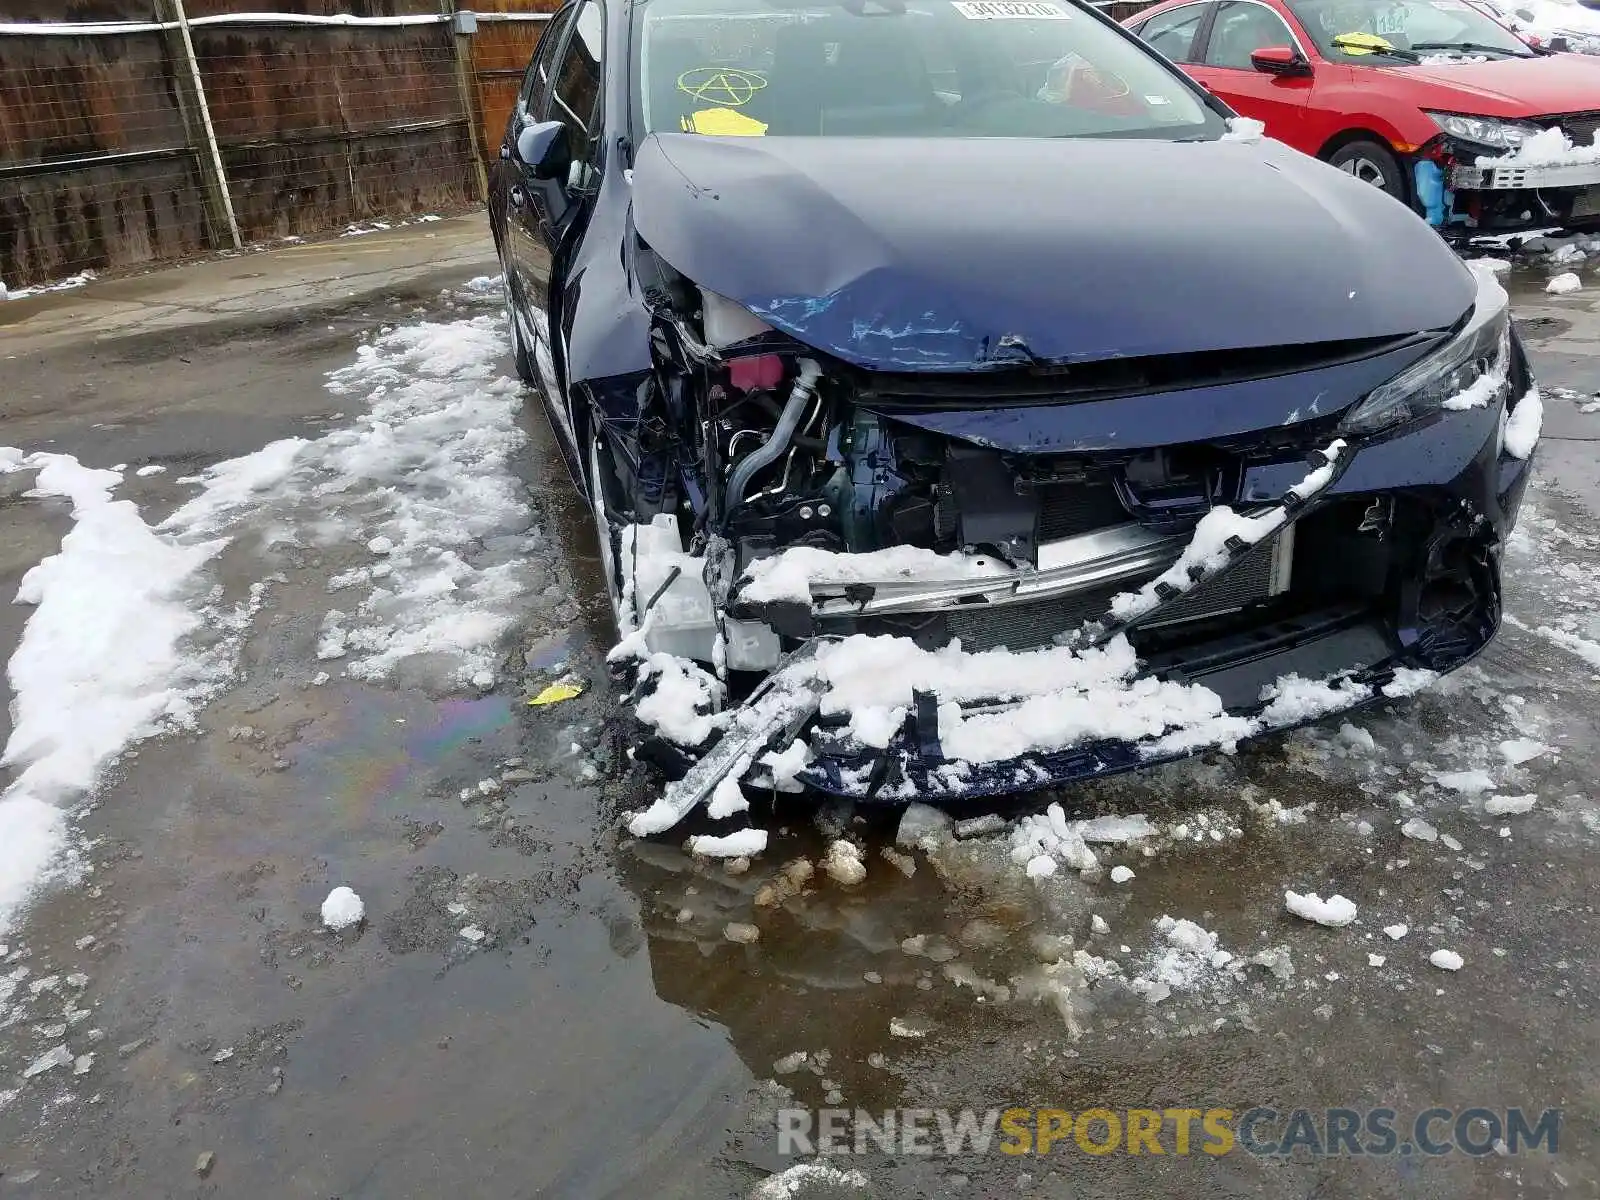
[953,1,1072,18]
[1372,5,1412,34]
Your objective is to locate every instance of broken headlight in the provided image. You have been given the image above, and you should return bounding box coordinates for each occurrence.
[1425,111,1542,152]
[1340,271,1511,437]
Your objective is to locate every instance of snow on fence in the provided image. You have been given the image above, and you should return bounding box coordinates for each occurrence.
[0,4,555,289]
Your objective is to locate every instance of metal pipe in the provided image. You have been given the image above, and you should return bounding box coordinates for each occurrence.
[0,12,552,36]
[169,0,242,251]
[721,359,823,522]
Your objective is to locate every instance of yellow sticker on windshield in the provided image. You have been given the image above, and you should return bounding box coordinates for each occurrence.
[682,107,769,136]
[1332,30,1396,53]
[677,67,767,107]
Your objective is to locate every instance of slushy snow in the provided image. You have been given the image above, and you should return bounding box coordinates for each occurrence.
[321,886,365,930]
[750,1163,868,1199]
[1498,737,1548,766]
[821,839,866,885]
[689,828,768,859]
[166,316,536,688]
[0,451,229,934]
[1430,948,1464,971]
[1285,891,1357,927]
[1485,794,1537,815]
[1432,768,1496,794]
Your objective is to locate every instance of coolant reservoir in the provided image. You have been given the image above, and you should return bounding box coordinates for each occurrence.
[624,515,780,670]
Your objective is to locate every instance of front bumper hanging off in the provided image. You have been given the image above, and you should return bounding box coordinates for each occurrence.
[1450,159,1600,192]
[632,408,1530,811]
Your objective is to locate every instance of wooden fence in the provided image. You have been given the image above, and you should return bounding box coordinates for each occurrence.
[0,2,556,288]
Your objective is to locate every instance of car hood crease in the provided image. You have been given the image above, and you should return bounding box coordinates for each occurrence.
[629,132,1476,371]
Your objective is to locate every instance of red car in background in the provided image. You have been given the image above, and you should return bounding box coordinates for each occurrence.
[1124,0,1600,233]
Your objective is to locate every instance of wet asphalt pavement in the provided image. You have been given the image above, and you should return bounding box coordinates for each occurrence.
[1,225,1599,1199]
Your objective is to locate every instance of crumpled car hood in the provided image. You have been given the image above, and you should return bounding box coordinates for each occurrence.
[630,133,1475,372]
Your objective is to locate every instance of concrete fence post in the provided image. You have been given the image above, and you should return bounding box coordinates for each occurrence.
[441,1,490,203]
[160,0,243,250]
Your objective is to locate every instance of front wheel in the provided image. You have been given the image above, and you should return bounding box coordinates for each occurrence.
[501,269,537,386]
[1327,139,1408,200]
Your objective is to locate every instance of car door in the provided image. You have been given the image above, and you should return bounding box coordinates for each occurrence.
[1187,0,1318,152]
[508,0,604,447]
[503,5,576,315]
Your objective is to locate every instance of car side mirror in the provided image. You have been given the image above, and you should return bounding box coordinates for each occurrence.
[1251,45,1312,76]
[516,120,572,183]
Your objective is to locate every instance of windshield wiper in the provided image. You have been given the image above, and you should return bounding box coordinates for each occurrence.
[1331,35,1420,61]
[1409,40,1528,57]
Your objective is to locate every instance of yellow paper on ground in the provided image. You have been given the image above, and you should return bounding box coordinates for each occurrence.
[529,680,586,707]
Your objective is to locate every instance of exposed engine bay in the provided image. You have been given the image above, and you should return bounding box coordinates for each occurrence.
[586,239,1522,819]
[610,240,1492,673]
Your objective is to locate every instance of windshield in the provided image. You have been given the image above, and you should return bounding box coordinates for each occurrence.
[1287,0,1534,59]
[631,0,1223,140]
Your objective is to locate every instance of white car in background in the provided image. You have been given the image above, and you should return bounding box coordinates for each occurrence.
[1472,0,1600,53]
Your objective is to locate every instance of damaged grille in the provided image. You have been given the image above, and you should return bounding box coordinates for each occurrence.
[1553,110,1600,148]
[945,542,1279,653]
[1036,481,1129,542]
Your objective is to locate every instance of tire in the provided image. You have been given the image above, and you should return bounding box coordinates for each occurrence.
[502,268,538,386]
[1327,139,1409,201]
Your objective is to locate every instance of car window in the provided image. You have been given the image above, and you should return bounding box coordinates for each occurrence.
[1138,3,1209,61]
[1205,1,1298,66]
[1287,0,1532,57]
[546,1,605,170]
[521,6,577,117]
[633,0,1225,140]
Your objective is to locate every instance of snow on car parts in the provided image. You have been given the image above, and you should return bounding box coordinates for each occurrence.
[486,0,1543,828]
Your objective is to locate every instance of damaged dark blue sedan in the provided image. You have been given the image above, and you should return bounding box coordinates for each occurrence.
[487,0,1542,827]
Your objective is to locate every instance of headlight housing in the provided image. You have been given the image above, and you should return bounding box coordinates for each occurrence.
[700,287,774,349]
[1340,268,1511,437]
[1425,111,1542,151]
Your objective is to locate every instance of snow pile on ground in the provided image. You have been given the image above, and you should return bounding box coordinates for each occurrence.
[0,270,95,303]
[749,1163,868,1199]
[689,828,768,858]
[1009,803,1155,877]
[1504,388,1544,460]
[167,316,535,688]
[1130,916,1235,1004]
[1482,125,1600,167]
[321,886,365,930]
[1547,272,1582,295]
[1284,890,1357,927]
[0,453,229,935]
